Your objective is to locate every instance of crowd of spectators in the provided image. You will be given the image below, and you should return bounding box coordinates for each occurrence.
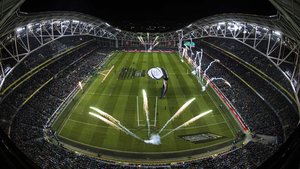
[0,36,97,131]
[196,49,284,140]
[0,36,298,168]
[11,135,277,169]
[202,37,294,96]
[195,38,298,139]
[1,36,94,91]
[0,36,117,168]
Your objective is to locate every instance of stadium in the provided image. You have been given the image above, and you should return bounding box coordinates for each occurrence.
[0,0,300,168]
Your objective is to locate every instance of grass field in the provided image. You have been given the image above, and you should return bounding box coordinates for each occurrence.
[52,52,241,160]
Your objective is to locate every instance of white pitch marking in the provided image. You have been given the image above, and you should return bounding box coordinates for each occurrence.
[101,65,114,83]
[154,96,158,127]
[137,95,139,127]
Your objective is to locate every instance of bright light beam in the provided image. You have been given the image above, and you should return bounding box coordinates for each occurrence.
[153,42,159,48]
[142,89,151,136]
[140,36,145,44]
[158,98,196,134]
[89,112,124,131]
[224,80,231,87]
[90,106,120,124]
[89,112,144,141]
[202,59,220,83]
[202,77,231,91]
[161,110,213,139]
[152,36,159,45]
[118,123,144,141]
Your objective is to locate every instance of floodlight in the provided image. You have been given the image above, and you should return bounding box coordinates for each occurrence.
[274,31,281,36]
[27,23,33,29]
[16,27,25,32]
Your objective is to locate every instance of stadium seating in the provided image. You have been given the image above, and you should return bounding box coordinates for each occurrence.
[0,36,298,168]
[196,38,298,138]
[202,37,294,95]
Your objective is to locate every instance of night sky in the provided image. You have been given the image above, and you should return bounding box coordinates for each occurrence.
[20,0,277,32]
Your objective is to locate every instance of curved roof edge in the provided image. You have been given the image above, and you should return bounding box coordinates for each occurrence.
[269,0,300,40]
[0,11,121,39]
[0,0,25,38]
[0,11,180,42]
[179,12,299,42]
[0,1,299,43]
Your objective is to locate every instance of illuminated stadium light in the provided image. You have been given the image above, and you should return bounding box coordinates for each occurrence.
[204,25,210,29]
[41,20,48,25]
[233,21,241,25]
[274,30,281,36]
[105,23,111,27]
[16,27,25,32]
[72,20,79,23]
[187,24,192,28]
[53,20,60,25]
[62,20,70,23]
[35,27,41,32]
[263,27,269,31]
[176,29,182,33]
[227,22,234,26]
[27,23,33,29]
[218,22,225,25]
[227,25,239,31]
[227,22,242,31]
[115,28,121,32]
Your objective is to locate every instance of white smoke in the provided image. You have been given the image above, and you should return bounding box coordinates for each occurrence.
[144,134,161,145]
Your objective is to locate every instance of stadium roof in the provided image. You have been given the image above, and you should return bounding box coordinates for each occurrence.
[270,0,300,41]
[0,0,24,38]
[0,0,300,41]
[0,11,122,39]
[177,0,300,42]
[179,12,298,41]
[0,0,300,42]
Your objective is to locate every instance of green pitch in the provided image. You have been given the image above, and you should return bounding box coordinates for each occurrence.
[52,52,241,161]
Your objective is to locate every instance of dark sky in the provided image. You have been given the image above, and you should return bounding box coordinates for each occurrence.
[20,0,277,32]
